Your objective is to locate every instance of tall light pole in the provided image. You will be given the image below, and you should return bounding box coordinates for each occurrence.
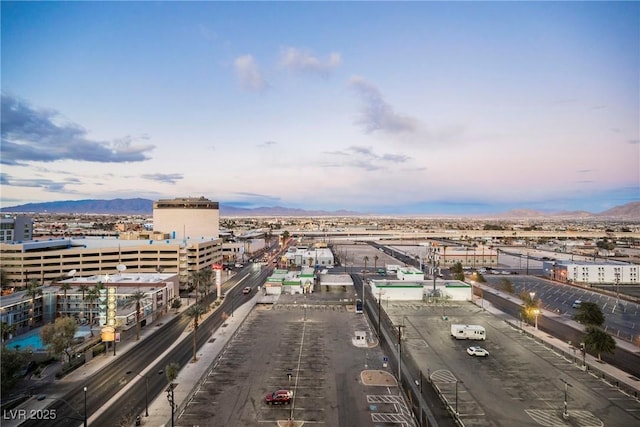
[454,379,463,417]
[533,309,540,330]
[396,323,405,385]
[560,379,572,420]
[127,371,150,417]
[83,386,88,427]
[166,383,176,427]
[529,292,536,327]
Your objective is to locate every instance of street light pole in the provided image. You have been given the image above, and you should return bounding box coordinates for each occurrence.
[397,323,404,385]
[560,379,572,420]
[166,383,176,427]
[534,309,539,330]
[455,380,458,416]
[377,291,381,337]
[83,386,87,427]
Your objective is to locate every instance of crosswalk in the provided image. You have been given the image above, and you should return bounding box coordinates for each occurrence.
[525,409,603,427]
[367,394,417,427]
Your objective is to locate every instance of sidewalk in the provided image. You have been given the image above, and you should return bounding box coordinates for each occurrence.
[474,283,640,398]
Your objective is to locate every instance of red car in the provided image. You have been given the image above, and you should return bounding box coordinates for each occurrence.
[265,389,293,405]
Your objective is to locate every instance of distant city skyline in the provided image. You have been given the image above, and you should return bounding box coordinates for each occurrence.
[1,2,638,215]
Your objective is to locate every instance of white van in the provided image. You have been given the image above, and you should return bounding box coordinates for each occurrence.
[572,300,582,309]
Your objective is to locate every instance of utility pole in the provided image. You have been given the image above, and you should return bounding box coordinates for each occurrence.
[397,323,405,385]
[560,379,572,420]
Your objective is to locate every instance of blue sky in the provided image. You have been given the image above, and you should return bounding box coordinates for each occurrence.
[1,1,638,214]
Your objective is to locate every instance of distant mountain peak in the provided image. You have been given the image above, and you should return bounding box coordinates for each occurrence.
[0,198,638,218]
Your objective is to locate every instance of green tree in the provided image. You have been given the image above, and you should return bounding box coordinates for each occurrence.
[363,255,369,273]
[1,321,17,345]
[374,255,379,271]
[24,280,43,328]
[128,290,147,341]
[281,230,290,245]
[59,282,73,317]
[77,284,89,302]
[584,326,616,361]
[86,289,99,335]
[171,298,183,313]
[40,316,78,364]
[186,304,206,362]
[573,302,605,327]
[1,348,27,395]
[519,291,539,325]
[199,268,213,301]
[165,362,180,384]
[500,278,514,294]
[451,262,465,281]
[189,270,202,304]
[0,268,10,290]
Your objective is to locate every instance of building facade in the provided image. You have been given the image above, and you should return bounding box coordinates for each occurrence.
[0,273,178,337]
[545,260,638,285]
[153,197,220,241]
[1,214,34,242]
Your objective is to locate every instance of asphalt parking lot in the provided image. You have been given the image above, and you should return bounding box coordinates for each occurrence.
[385,300,640,427]
[177,290,417,426]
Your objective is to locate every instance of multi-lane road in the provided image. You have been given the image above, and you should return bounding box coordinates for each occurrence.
[22,264,273,427]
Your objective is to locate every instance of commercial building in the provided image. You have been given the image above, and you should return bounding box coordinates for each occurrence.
[0,272,178,337]
[0,197,223,290]
[1,214,33,242]
[153,197,219,241]
[283,246,334,268]
[545,260,638,285]
[369,279,473,302]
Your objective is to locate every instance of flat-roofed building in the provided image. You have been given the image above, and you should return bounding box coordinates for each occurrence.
[1,214,33,242]
[0,236,222,290]
[0,272,178,337]
[153,197,219,241]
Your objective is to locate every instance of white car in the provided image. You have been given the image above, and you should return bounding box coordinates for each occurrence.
[467,346,489,357]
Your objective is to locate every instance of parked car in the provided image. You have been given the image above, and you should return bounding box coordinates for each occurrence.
[265,389,293,405]
[467,346,490,357]
[572,300,582,309]
[242,287,251,294]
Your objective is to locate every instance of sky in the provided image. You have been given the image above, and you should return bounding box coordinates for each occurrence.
[1,1,639,215]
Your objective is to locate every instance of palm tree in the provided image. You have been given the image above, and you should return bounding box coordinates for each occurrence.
[374,255,379,272]
[24,280,43,328]
[77,284,89,320]
[59,282,72,317]
[189,271,201,304]
[584,326,616,361]
[86,289,99,335]
[199,268,213,301]
[363,256,369,273]
[128,290,147,341]
[1,321,17,346]
[186,305,206,362]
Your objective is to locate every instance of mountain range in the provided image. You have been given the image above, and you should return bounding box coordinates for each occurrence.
[1,199,639,219]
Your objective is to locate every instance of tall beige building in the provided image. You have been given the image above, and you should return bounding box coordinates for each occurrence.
[153,197,220,241]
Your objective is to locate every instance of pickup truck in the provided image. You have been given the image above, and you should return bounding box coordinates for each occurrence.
[265,389,293,405]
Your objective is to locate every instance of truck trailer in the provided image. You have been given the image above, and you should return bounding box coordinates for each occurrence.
[451,324,486,340]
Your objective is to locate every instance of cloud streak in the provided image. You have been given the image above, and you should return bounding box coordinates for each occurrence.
[348,76,418,135]
[279,47,341,76]
[141,173,184,184]
[1,173,80,192]
[322,145,411,171]
[0,94,155,165]
[234,55,269,91]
